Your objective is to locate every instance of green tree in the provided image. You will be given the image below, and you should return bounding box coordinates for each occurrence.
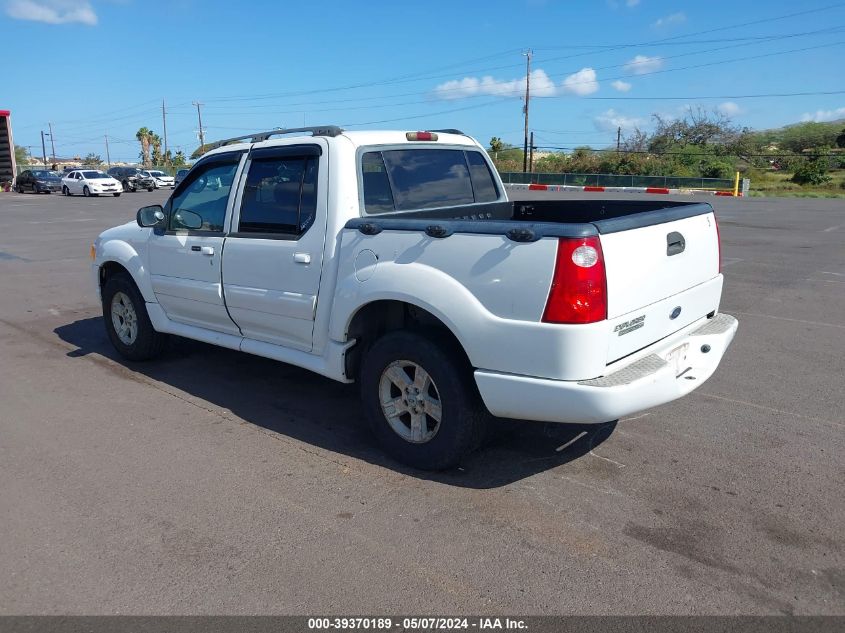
[14,145,29,165]
[791,149,833,186]
[489,137,504,155]
[150,132,162,165]
[836,128,845,149]
[136,127,153,167]
[82,153,102,166]
[172,151,187,168]
[780,122,839,153]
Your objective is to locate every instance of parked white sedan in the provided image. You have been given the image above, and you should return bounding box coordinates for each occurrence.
[141,170,175,189]
[62,170,122,197]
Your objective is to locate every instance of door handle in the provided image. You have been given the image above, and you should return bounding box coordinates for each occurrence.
[294,252,311,264]
[201,246,215,256]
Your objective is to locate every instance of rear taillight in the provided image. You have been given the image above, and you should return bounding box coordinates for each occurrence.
[542,236,607,324]
[714,213,722,273]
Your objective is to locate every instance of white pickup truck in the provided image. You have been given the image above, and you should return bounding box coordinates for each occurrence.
[92,126,737,469]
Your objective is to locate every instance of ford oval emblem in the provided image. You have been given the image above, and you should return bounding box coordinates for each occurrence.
[670,306,682,320]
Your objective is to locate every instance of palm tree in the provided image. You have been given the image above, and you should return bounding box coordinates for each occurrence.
[150,132,162,166]
[136,127,152,167]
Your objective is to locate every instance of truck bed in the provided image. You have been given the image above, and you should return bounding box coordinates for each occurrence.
[345,199,714,240]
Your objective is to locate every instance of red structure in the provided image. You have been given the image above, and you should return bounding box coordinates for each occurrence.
[0,110,15,190]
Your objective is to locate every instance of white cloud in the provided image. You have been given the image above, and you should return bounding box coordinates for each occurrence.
[611,80,632,92]
[433,69,557,100]
[717,102,742,116]
[5,0,97,25]
[623,55,663,75]
[593,109,645,132]
[800,107,845,122]
[561,67,599,96]
[653,12,686,28]
[433,67,598,100]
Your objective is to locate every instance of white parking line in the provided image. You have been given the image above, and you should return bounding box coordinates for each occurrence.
[821,271,844,276]
[822,225,841,233]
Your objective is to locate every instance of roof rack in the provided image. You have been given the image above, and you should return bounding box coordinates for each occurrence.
[204,125,343,152]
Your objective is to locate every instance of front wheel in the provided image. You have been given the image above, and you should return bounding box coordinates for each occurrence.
[360,331,487,470]
[62,186,71,196]
[101,272,167,361]
[113,192,121,197]
[147,187,154,192]
[83,186,91,197]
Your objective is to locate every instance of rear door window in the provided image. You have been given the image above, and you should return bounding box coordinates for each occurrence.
[238,154,318,236]
[361,148,499,214]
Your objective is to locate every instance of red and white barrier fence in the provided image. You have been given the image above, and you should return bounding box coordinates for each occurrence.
[505,183,741,197]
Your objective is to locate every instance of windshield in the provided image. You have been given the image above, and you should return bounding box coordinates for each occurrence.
[150,171,167,177]
[83,171,109,179]
[177,169,189,177]
[32,170,57,179]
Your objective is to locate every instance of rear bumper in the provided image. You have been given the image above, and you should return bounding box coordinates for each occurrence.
[475,313,738,424]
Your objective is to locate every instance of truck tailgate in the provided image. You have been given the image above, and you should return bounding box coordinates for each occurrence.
[600,211,721,363]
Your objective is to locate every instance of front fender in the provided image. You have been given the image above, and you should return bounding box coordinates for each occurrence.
[95,237,155,303]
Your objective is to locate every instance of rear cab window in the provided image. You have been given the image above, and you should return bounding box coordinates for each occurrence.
[360,147,500,215]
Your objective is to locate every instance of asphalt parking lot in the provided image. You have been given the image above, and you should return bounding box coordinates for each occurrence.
[0,188,842,615]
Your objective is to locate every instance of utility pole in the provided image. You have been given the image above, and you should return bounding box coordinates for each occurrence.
[48,122,56,163]
[105,134,111,168]
[162,99,168,163]
[40,131,47,166]
[616,126,622,152]
[193,101,205,150]
[529,131,535,174]
[522,49,532,173]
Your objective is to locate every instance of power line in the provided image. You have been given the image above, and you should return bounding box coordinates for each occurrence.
[184,5,845,106]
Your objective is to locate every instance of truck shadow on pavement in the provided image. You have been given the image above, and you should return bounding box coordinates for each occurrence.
[55,317,616,489]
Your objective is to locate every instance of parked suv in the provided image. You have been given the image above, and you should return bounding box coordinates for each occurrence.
[107,167,155,193]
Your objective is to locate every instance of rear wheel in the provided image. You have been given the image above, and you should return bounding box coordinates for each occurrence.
[101,272,167,361]
[360,331,487,470]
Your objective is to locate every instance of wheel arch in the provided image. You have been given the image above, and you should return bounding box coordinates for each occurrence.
[96,241,156,303]
[343,299,473,382]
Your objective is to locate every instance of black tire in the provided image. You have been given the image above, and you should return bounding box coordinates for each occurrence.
[83,186,91,197]
[113,193,121,197]
[147,187,154,192]
[359,330,487,470]
[101,272,167,361]
[62,185,71,196]
[122,180,131,192]
[16,184,24,193]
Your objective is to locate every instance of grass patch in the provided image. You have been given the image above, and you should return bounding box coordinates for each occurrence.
[748,168,845,198]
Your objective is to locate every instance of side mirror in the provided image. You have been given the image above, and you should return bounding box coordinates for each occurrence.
[137,205,166,228]
[172,209,203,230]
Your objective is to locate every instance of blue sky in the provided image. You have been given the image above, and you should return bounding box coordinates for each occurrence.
[3,0,845,162]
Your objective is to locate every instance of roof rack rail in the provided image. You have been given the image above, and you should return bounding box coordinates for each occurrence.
[430,128,465,135]
[204,125,343,152]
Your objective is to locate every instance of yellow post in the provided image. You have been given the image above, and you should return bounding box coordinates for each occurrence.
[733,171,740,197]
